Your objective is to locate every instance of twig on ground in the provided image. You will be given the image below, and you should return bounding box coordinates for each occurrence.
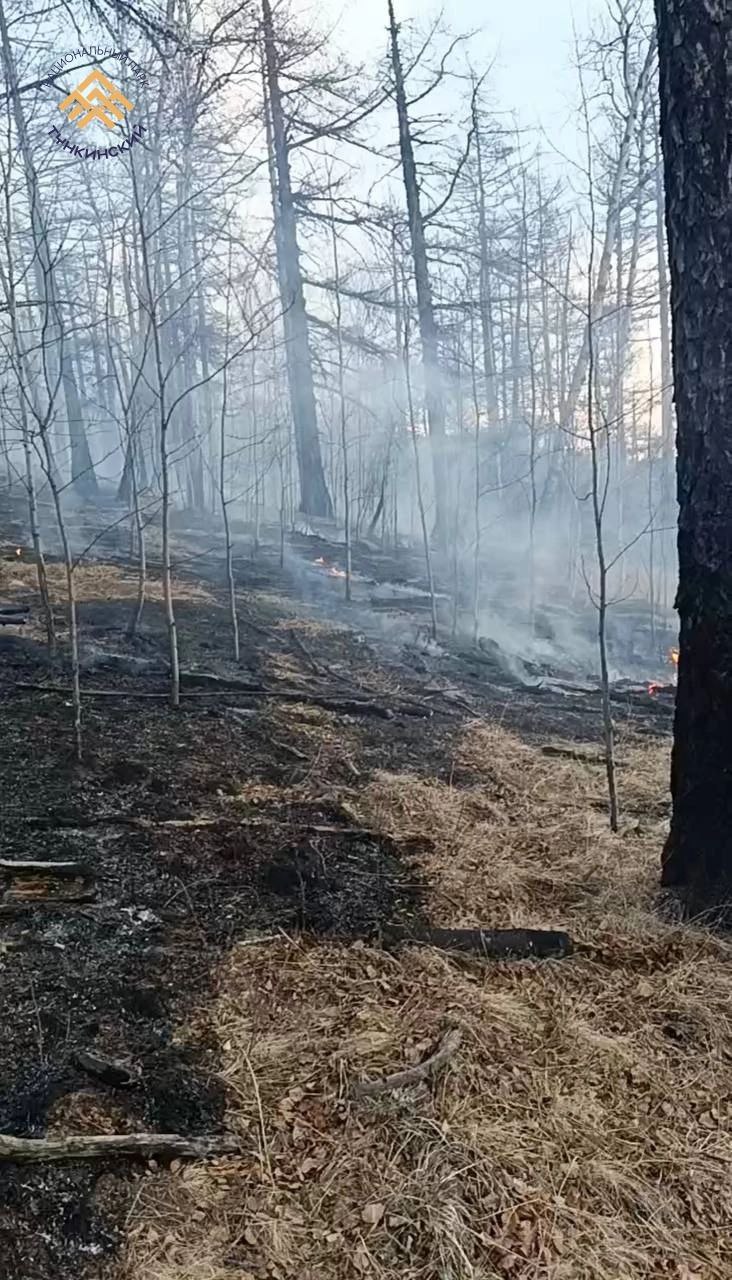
[351,1028,462,1098]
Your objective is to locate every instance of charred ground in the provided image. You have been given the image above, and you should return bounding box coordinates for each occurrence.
[0,517,683,1279]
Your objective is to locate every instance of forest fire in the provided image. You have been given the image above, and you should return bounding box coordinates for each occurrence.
[647,648,679,697]
[313,556,347,579]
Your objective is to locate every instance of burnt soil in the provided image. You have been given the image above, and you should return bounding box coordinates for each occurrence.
[0,524,673,1280]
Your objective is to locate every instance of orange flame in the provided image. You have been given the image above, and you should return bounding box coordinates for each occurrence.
[668,647,679,668]
[313,556,347,579]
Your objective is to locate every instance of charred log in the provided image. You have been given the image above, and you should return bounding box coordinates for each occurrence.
[384,925,573,959]
[0,1132,239,1164]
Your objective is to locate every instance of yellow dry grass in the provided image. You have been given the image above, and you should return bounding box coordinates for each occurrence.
[0,558,214,606]
[119,724,732,1280]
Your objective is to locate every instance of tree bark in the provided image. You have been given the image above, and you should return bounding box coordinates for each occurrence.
[656,0,732,911]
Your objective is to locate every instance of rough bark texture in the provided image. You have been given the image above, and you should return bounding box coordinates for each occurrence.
[656,0,732,910]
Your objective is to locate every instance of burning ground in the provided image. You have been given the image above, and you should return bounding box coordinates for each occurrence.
[0,528,730,1280]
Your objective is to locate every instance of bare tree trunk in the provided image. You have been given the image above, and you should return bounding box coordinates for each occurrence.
[329,209,352,601]
[131,159,180,708]
[37,439,82,761]
[656,0,732,910]
[126,439,147,641]
[387,0,447,548]
[469,303,482,643]
[580,61,618,833]
[20,406,55,654]
[218,257,240,662]
[653,117,674,463]
[537,168,556,426]
[401,270,438,639]
[260,1,333,519]
[471,84,498,422]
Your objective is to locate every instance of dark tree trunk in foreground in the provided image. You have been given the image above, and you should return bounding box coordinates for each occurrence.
[261,0,333,519]
[656,0,732,911]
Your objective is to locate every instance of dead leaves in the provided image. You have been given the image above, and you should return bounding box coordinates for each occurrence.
[361,1202,385,1227]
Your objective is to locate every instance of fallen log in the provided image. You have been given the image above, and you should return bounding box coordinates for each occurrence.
[0,860,95,905]
[19,813,374,838]
[385,926,573,959]
[0,1132,240,1164]
[352,1028,461,1098]
[0,860,91,880]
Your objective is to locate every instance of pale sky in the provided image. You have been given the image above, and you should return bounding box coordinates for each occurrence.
[310,0,593,156]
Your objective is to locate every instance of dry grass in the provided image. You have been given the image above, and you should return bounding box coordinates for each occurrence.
[0,558,214,606]
[119,724,732,1280]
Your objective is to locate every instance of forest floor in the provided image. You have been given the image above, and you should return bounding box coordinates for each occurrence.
[1,526,730,1280]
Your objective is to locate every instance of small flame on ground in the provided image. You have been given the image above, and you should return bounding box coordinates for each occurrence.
[647,681,663,697]
[668,647,679,668]
[313,556,347,579]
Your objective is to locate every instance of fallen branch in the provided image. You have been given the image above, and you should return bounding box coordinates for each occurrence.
[352,1028,461,1098]
[180,670,264,692]
[540,744,626,766]
[385,926,573,959]
[0,1132,240,1164]
[13,682,410,718]
[19,813,375,838]
[289,628,330,680]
